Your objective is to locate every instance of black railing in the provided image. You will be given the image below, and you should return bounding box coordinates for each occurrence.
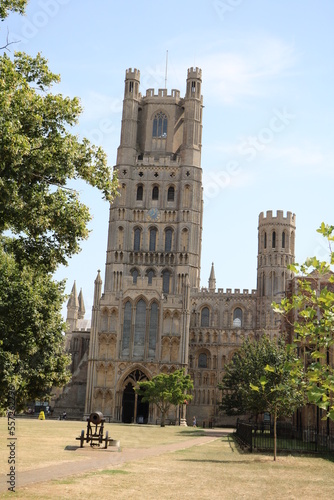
[236,421,334,454]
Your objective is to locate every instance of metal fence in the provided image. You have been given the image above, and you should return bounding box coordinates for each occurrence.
[235,421,334,454]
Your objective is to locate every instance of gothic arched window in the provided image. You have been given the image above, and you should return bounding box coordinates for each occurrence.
[201,307,209,327]
[134,228,141,251]
[133,299,146,357]
[167,186,175,201]
[148,302,158,355]
[122,301,132,354]
[272,231,276,249]
[147,269,154,285]
[282,231,286,249]
[152,186,159,200]
[198,353,207,368]
[165,228,173,252]
[152,112,167,138]
[149,228,157,251]
[132,269,139,284]
[233,308,242,328]
[162,270,170,294]
[264,231,267,249]
[136,185,143,201]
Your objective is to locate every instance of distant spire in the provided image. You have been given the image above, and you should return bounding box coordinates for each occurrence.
[67,281,79,310]
[208,262,216,292]
[66,281,79,331]
[95,269,102,285]
[93,270,103,308]
[78,288,85,319]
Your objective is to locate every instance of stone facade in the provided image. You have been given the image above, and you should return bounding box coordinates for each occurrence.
[54,67,296,426]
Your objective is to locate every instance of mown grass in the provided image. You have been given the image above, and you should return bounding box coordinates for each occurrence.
[0,417,203,472]
[1,418,334,499]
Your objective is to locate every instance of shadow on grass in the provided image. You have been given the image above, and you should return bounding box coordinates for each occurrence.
[177,429,206,436]
[178,429,233,437]
[177,458,266,464]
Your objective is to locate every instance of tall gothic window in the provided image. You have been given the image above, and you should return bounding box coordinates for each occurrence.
[201,307,209,327]
[162,270,170,294]
[167,186,175,201]
[233,308,242,328]
[165,228,173,252]
[149,228,157,251]
[134,228,141,251]
[282,231,286,249]
[147,269,154,285]
[132,269,139,284]
[272,231,276,249]
[136,185,143,201]
[198,353,207,368]
[148,302,158,355]
[152,186,159,200]
[152,112,167,138]
[133,299,146,357]
[264,231,267,249]
[122,301,132,354]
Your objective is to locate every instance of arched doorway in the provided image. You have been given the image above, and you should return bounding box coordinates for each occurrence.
[122,382,135,423]
[121,369,149,424]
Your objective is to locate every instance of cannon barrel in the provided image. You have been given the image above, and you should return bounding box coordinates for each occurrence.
[89,411,104,425]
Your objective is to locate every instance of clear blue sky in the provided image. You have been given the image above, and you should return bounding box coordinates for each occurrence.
[4,0,334,317]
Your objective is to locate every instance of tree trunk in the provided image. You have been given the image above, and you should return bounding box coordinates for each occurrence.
[273,409,277,462]
[161,411,166,427]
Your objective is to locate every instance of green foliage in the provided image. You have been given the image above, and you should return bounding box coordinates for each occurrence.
[135,369,193,426]
[0,246,71,412]
[249,348,305,420]
[274,223,334,420]
[0,0,27,21]
[0,51,118,271]
[219,335,305,420]
[0,3,118,409]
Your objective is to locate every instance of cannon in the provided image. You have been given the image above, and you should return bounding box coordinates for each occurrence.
[77,412,112,449]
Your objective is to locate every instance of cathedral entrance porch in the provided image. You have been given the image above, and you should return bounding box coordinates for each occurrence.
[121,370,149,424]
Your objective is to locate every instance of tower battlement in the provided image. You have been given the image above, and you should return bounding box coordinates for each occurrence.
[144,88,181,99]
[259,210,295,226]
[187,67,202,80]
[125,68,140,81]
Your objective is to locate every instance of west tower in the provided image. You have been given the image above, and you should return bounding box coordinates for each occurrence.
[85,68,204,423]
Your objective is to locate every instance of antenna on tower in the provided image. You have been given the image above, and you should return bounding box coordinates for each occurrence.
[164,50,168,89]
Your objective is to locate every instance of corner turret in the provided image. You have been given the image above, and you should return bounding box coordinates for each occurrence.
[256,210,296,330]
[117,68,141,165]
[182,67,203,167]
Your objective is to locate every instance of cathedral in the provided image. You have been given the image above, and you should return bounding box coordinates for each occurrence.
[54,67,296,426]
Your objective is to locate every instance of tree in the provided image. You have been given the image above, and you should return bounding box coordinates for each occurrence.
[219,335,305,460]
[0,246,71,412]
[273,223,334,421]
[219,335,284,419]
[250,348,305,461]
[135,369,193,427]
[0,0,27,21]
[0,2,118,409]
[0,50,118,272]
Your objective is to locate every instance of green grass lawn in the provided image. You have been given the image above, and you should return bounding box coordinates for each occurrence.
[1,418,334,499]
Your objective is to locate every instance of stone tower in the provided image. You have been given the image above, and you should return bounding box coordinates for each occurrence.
[256,210,296,331]
[84,68,204,423]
